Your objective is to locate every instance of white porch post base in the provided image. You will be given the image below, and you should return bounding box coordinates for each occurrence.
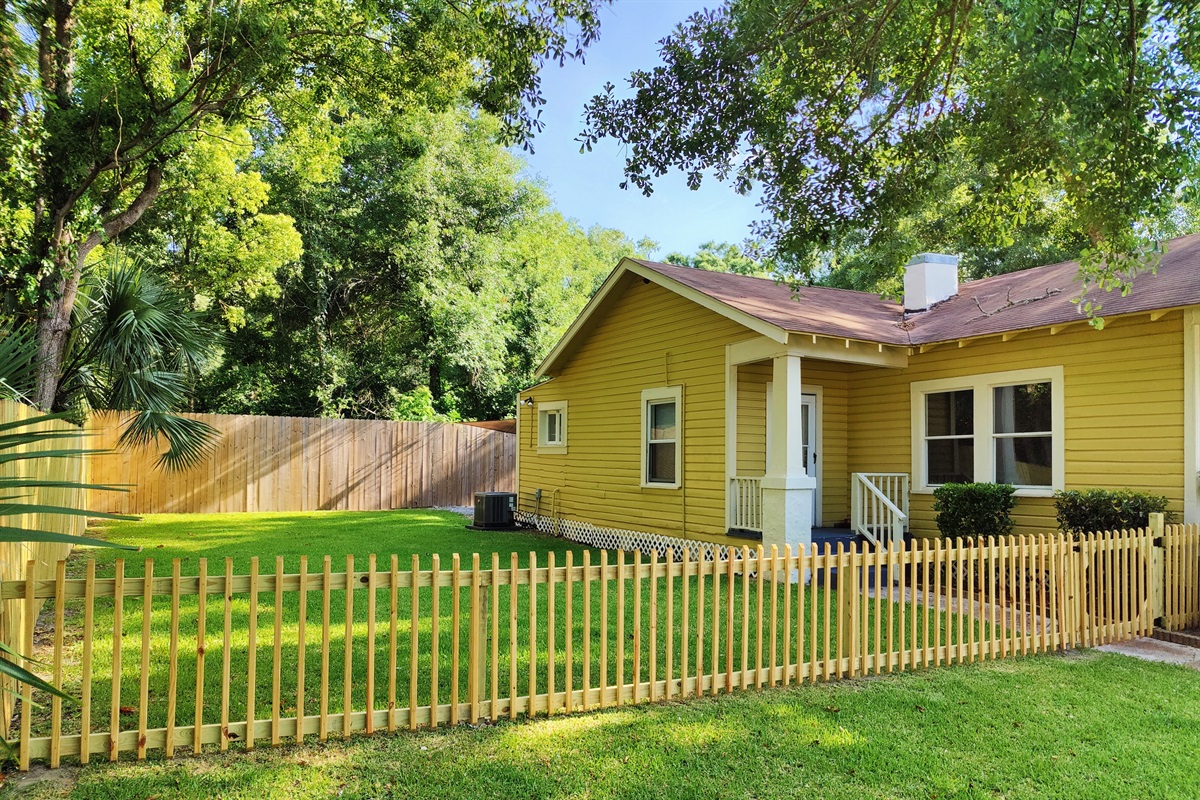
[761,475,816,581]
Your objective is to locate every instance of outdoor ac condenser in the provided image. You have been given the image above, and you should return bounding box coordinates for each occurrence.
[471,491,517,530]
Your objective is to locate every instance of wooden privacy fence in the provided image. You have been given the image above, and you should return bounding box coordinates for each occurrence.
[0,400,90,736]
[86,412,515,515]
[10,523,1190,770]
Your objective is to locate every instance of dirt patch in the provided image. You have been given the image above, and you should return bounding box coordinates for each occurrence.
[1,764,78,798]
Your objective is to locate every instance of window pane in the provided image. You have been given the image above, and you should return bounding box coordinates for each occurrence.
[927,439,974,484]
[926,390,974,436]
[648,442,676,483]
[547,413,558,442]
[996,435,1052,485]
[650,401,676,440]
[994,383,1052,434]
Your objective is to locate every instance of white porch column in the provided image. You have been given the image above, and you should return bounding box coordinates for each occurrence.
[761,352,816,556]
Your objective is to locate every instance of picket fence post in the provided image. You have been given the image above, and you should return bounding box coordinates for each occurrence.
[1150,512,1166,626]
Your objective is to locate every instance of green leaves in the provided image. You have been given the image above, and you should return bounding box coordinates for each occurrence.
[197,104,652,421]
[582,0,1200,294]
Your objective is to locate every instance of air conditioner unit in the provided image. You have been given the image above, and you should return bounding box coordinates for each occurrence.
[470,491,517,530]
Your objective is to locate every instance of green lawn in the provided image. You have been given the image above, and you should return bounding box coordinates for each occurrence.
[75,510,591,571]
[10,651,1200,799]
[28,511,971,750]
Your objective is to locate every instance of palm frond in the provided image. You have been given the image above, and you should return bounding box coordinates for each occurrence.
[0,326,39,405]
[118,411,219,471]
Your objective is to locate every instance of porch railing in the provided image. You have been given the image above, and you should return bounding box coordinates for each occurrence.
[729,476,763,533]
[851,472,909,546]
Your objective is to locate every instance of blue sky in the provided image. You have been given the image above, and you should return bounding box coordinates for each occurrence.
[518,0,762,257]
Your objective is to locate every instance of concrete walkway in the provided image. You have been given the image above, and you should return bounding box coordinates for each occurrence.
[1097,637,1200,670]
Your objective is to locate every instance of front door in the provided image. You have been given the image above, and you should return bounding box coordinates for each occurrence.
[766,387,821,525]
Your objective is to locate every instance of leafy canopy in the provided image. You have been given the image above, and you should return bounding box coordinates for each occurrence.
[580,0,1200,306]
[196,106,653,421]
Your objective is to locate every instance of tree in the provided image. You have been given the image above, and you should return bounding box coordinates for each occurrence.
[580,1,1200,309]
[1,0,606,410]
[196,105,651,421]
[663,241,775,277]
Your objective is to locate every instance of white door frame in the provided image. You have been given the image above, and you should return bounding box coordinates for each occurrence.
[767,382,823,526]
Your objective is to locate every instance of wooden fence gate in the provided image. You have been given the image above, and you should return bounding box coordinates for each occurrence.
[8,517,1197,770]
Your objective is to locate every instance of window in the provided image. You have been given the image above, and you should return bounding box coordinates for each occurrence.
[641,387,682,488]
[911,367,1064,495]
[993,383,1053,486]
[925,389,975,484]
[537,401,567,451]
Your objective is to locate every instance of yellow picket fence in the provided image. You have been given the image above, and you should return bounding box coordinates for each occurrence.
[10,520,1191,771]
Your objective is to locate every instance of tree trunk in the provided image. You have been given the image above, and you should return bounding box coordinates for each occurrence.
[32,238,79,410]
[32,163,164,409]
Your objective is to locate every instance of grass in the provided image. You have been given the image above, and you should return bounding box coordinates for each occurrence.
[9,651,1200,799]
[26,511,969,748]
[74,510,591,572]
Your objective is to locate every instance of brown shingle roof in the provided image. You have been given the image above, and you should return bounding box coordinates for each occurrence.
[632,232,1200,346]
[629,259,911,344]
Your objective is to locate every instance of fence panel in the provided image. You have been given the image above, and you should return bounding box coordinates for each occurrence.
[85,412,516,515]
[5,527,1166,769]
[1163,523,1200,630]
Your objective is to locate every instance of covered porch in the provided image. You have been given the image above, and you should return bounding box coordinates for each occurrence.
[722,336,910,553]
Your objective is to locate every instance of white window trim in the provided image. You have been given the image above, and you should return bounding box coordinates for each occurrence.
[910,365,1065,497]
[537,400,568,454]
[641,386,683,489]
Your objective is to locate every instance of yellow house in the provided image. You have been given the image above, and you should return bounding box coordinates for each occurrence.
[515,234,1200,556]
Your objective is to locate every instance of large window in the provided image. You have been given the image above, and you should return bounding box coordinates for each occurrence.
[641,387,682,488]
[537,400,567,451]
[911,367,1064,494]
[993,383,1053,486]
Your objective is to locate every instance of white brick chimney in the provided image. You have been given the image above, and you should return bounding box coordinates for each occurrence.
[903,253,960,311]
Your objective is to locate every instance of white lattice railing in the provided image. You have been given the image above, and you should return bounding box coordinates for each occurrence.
[729,476,764,533]
[851,472,909,545]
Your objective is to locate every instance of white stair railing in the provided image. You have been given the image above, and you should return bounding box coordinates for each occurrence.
[729,476,764,533]
[851,472,909,546]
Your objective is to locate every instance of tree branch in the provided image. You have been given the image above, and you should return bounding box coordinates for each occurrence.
[76,162,164,267]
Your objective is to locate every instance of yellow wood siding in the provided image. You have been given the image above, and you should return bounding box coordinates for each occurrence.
[735,363,769,476]
[517,275,759,541]
[847,314,1186,537]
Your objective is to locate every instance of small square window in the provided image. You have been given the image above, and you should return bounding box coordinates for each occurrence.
[537,401,567,449]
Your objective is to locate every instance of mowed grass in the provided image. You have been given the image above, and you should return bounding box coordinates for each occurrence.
[30,512,970,752]
[11,652,1200,799]
[75,510,590,571]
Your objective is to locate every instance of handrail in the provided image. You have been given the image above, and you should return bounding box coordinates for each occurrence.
[851,472,909,546]
[729,475,764,533]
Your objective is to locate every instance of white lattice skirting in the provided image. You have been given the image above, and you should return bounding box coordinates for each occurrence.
[516,511,737,561]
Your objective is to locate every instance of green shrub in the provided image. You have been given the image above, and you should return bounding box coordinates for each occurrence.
[1054,488,1172,534]
[933,482,1017,540]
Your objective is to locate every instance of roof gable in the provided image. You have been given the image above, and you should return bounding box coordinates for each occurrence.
[535,259,787,377]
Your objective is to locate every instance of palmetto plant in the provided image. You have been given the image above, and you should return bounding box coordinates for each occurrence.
[4,251,220,470]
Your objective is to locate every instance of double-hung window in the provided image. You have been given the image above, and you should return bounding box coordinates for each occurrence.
[925,388,975,484]
[537,401,567,452]
[912,367,1063,494]
[641,387,682,488]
